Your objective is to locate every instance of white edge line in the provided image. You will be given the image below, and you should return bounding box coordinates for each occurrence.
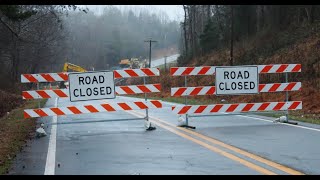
[44,98,58,175]
[236,115,273,123]
[237,115,320,132]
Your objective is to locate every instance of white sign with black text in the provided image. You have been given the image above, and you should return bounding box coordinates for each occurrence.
[68,71,115,102]
[215,66,259,95]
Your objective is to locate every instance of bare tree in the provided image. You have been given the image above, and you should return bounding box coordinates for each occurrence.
[182,5,189,55]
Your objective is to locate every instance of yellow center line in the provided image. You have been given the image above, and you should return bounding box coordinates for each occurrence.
[127,110,276,175]
[153,115,305,175]
[130,110,305,175]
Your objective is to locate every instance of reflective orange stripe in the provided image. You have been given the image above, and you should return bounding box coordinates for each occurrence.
[51,107,65,116]
[24,111,31,118]
[118,103,132,110]
[22,91,33,99]
[85,105,99,113]
[35,109,48,117]
[53,89,68,97]
[37,90,50,98]
[67,106,82,114]
[276,64,289,73]
[101,104,116,111]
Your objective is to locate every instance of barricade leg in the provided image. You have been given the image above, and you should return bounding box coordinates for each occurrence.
[180,76,195,129]
[37,83,40,108]
[282,72,298,125]
[143,76,156,131]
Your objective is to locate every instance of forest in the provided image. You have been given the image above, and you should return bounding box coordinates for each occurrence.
[179,5,320,67]
[0,5,180,91]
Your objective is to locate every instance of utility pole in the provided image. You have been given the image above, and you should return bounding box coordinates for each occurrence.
[144,38,157,68]
[143,38,157,131]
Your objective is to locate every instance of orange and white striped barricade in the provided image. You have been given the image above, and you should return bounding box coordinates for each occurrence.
[24,100,162,118]
[21,68,162,130]
[22,84,162,99]
[21,68,160,83]
[170,64,302,127]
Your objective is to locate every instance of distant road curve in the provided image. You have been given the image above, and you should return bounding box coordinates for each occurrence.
[151,54,180,67]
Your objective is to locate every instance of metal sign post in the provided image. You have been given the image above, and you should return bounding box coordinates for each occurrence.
[37,83,40,108]
[181,75,195,129]
[184,76,188,125]
[283,72,298,125]
[143,75,156,131]
[143,76,149,120]
[285,72,289,122]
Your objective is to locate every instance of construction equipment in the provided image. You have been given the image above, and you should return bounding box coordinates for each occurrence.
[63,62,87,72]
[60,62,87,88]
[119,59,131,69]
[129,58,140,69]
[118,58,147,69]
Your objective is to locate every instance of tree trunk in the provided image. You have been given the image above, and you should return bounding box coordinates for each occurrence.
[247,7,251,37]
[201,5,205,33]
[298,7,301,24]
[192,5,197,56]
[305,6,311,23]
[188,6,193,57]
[230,5,234,66]
[207,5,211,21]
[215,5,224,34]
[256,5,261,33]
[310,5,314,23]
[10,34,20,81]
[183,5,189,56]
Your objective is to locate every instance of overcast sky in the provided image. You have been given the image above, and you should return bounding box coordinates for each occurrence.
[79,5,184,22]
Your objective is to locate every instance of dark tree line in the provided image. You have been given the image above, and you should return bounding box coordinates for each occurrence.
[179,5,320,65]
[0,5,86,88]
[64,6,180,71]
[0,5,180,90]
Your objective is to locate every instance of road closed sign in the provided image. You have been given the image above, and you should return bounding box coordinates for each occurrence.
[215,66,259,95]
[68,71,115,102]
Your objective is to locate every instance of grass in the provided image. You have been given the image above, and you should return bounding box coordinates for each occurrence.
[148,96,205,105]
[0,99,47,175]
[155,62,177,71]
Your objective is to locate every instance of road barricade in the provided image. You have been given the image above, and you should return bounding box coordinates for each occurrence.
[21,68,162,120]
[170,64,302,127]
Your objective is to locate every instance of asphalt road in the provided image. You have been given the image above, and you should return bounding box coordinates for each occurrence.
[9,96,320,175]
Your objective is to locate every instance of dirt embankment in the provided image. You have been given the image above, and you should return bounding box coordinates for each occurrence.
[0,89,40,174]
[127,30,320,118]
[0,90,24,118]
